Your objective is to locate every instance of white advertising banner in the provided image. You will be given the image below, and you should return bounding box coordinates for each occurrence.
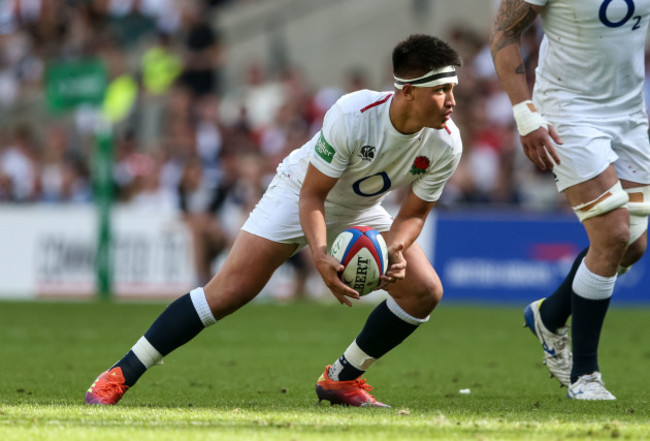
[0,205,195,299]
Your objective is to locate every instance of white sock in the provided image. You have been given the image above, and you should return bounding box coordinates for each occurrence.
[572,260,616,300]
[131,336,163,369]
[328,341,375,381]
[190,287,217,326]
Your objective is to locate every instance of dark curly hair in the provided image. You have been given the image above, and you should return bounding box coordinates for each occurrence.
[392,34,462,79]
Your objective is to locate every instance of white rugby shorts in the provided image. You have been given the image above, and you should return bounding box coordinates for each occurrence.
[241,174,393,251]
[548,109,650,191]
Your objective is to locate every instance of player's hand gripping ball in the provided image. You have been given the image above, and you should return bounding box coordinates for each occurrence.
[330,226,388,296]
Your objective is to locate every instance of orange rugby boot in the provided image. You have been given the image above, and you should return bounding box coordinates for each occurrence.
[84,367,130,405]
[315,365,389,407]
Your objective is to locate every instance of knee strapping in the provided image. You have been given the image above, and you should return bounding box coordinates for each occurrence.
[572,181,629,222]
[624,186,650,244]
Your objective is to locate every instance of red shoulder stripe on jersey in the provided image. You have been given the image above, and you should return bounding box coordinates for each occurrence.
[444,125,451,135]
[360,94,393,113]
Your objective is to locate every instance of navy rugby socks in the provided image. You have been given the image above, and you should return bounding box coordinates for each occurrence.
[570,294,611,383]
[143,293,205,355]
[329,298,425,381]
[115,352,146,387]
[539,247,588,332]
[113,290,216,386]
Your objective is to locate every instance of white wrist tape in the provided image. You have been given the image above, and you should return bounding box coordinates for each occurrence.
[512,100,548,136]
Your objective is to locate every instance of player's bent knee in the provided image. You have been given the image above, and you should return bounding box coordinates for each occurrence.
[622,233,648,269]
[204,277,262,320]
[606,220,631,249]
[389,280,442,318]
[573,181,629,223]
[627,240,647,263]
[416,282,443,315]
[430,283,444,305]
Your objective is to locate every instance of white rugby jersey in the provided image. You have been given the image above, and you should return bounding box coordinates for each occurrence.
[526,0,650,118]
[276,90,462,216]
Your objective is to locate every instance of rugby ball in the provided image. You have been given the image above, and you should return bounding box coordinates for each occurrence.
[330,226,388,296]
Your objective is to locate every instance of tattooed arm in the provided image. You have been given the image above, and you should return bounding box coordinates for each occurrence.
[490,0,562,171]
[489,0,541,104]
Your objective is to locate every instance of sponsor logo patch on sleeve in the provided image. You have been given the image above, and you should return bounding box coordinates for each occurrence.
[315,132,336,163]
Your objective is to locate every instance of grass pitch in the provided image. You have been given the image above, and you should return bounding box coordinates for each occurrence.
[1,299,649,440]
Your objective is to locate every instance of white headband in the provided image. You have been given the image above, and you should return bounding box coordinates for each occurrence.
[393,65,458,89]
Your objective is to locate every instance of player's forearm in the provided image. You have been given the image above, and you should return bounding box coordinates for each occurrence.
[492,45,531,105]
[299,194,328,257]
[384,216,425,251]
[490,0,540,104]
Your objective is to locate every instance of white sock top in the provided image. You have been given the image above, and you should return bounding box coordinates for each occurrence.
[190,287,217,326]
[572,260,617,300]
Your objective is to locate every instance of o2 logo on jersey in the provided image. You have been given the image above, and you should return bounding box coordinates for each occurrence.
[599,0,641,29]
[352,172,392,197]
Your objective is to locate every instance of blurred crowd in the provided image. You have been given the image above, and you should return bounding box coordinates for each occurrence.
[0,0,560,210]
[2,1,650,287]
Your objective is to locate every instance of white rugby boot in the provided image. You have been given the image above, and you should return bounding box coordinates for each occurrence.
[523,298,572,387]
[567,372,616,400]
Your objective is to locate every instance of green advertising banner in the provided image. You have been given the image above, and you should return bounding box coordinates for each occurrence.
[45,60,107,112]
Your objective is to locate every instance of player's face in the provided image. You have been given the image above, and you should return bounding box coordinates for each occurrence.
[414,83,456,129]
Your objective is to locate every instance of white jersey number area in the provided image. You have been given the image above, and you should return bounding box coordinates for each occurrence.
[598,0,640,29]
[530,0,650,119]
[276,90,462,217]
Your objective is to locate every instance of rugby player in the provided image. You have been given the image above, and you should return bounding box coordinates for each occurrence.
[85,34,463,407]
[490,0,650,400]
